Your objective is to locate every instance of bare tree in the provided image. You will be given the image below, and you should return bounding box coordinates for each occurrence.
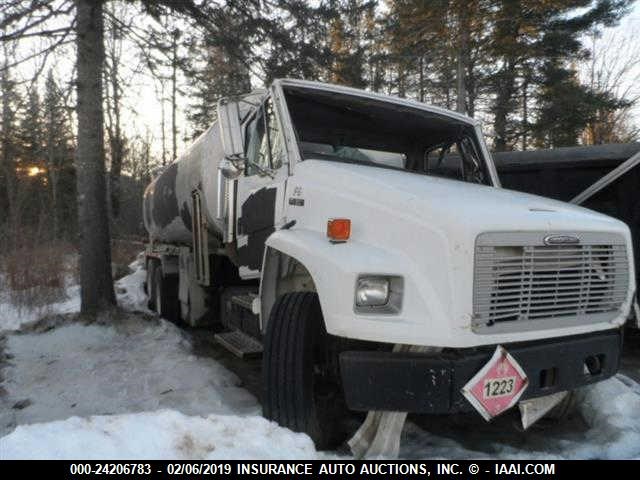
[170,28,179,162]
[104,2,130,218]
[581,28,640,144]
[156,78,167,166]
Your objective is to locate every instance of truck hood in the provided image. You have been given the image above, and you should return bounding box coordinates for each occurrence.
[296,159,621,234]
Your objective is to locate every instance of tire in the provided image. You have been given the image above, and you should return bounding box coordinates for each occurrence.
[262,292,350,449]
[147,260,157,311]
[153,266,180,323]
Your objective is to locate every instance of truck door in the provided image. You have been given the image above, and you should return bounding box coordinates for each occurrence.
[235,97,287,277]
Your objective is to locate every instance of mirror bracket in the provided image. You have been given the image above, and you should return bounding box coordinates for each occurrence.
[219,157,244,180]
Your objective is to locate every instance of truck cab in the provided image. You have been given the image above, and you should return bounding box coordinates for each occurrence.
[143,79,636,449]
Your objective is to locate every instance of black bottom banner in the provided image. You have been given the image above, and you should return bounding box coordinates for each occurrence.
[0,459,632,479]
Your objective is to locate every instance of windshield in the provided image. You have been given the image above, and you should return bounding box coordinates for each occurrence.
[284,86,491,185]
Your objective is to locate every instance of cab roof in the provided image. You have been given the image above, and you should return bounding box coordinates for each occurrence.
[274,78,478,127]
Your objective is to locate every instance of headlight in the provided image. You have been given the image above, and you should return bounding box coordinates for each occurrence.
[354,275,403,314]
[356,277,390,306]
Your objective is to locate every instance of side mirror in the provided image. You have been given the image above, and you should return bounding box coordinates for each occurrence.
[218,97,245,159]
[219,158,243,180]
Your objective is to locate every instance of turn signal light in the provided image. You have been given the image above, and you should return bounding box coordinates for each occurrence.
[327,218,351,242]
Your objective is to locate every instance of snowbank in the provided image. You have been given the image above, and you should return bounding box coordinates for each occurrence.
[0,284,80,333]
[1,318,259,434]
[574,374,640,459]
[0,410,317,460]
[114,257,151,314]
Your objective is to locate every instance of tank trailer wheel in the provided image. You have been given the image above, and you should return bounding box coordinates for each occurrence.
[146,260,157,311]
[153,266,180,323]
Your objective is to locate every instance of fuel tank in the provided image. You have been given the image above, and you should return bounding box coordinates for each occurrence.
[142,122,225,244]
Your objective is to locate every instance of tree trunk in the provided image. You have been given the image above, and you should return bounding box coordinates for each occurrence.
[160,80,167,166]
[419,55,425,103]
[456,4,469,115]
[74,0,116,315]
[397,64,406,98]
[493,64,516,151]
[1,56,18,236]
[105,11,124,218]
[491,3,520,151]
[46,108,60,238]
[108,68,123,217]
[467,59,476,118]
[522,79,528,150]
[456,50,466,114]
[171,31,178,162]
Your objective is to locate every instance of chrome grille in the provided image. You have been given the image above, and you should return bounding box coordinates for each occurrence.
[473,232,629,331]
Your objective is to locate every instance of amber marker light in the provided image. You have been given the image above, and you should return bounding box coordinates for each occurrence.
[327,218,351,242]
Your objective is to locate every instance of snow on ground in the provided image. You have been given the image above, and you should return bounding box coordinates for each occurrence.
[400,375,640,460]
[1,410,317,460]
[0,319,258,433]
[2,257,640,459]
[0,283,80,333]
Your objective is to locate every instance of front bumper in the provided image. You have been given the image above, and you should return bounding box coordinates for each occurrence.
[339,329,622,414]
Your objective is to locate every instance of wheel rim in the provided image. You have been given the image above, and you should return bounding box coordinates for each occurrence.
[181,296,191,324]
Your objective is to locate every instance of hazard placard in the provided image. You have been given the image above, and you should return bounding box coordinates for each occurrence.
[461,345,529,421]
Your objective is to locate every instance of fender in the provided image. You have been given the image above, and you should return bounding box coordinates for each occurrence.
[260,228,450,345]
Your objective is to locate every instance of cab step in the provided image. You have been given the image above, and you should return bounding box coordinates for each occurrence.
[214,329,263,358]
[231,292,260,314]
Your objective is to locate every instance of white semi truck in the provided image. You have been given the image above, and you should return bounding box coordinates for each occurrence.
[143,79,636,449]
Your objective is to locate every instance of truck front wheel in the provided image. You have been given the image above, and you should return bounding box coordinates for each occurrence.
[262,292,350,450]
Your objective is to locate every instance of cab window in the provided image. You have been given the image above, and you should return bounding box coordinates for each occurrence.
[244,98,284,175]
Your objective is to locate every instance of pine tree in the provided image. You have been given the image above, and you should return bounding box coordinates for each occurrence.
[260,1,334,83]
[0,60,22,234]
[185,39,252,137]
[383,0,491,112]
[326,1,371,89]
[533,61,624,147]
[488,0,631,151]
[16,88,47,233]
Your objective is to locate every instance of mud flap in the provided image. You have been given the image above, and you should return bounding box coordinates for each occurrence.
[518,391,568,430]
[347,344,429,459]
